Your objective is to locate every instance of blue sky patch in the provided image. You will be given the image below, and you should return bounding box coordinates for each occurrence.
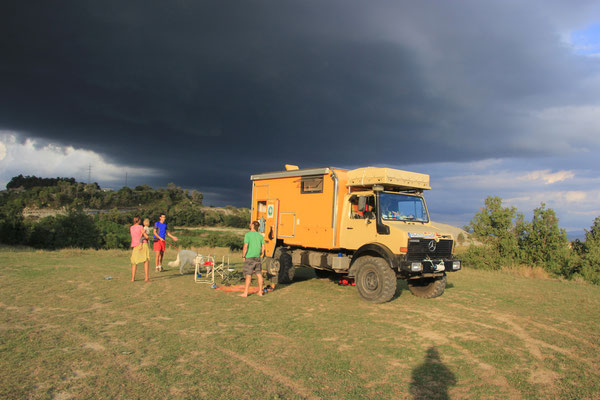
[571,23,600,55]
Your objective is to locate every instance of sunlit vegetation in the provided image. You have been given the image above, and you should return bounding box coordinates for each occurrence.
[0,175,249,250]
[462,196,600,285]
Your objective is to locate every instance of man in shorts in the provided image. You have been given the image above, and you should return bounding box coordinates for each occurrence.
[240,220,265,297]
[153,213,178,272]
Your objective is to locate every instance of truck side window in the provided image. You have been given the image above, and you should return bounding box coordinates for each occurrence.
[351,203,362,219]
[364,196,376,219]
[350,195,375,219]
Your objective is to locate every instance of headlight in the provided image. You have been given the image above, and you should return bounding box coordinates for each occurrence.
[410,262,422,272]
[452,261,461,270]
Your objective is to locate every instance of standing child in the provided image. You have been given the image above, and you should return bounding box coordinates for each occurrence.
[143,218,153,246]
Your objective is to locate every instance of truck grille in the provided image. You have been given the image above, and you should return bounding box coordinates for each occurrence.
[407,239,453,261]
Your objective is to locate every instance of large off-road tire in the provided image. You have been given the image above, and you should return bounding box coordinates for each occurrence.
[407,274,447,299]
[354,256,397,303]
[266,249,295,284]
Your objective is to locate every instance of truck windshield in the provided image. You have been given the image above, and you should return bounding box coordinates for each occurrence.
[379,192,429,222]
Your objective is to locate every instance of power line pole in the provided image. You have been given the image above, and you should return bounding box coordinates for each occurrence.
[88,164,92,183]
[125,171,128,188]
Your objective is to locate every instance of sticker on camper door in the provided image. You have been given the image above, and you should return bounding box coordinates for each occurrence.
[267,205,274,218]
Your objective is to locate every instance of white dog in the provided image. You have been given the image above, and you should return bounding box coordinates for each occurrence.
[168,250,199,274]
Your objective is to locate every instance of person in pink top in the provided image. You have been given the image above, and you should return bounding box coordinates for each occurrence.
[130,216,150,282]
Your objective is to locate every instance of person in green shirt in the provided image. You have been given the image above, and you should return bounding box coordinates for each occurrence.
[240,220,265,297]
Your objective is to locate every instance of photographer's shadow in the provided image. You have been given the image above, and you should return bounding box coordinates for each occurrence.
[410,347,457,400]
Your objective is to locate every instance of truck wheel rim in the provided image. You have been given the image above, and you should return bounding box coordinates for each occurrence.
[365,271,378,291]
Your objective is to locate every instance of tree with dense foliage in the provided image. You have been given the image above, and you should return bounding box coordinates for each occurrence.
[518,203,569,274]
[574,217,600,284]
[6,174,76,189]
[464,196,520,268]
[0,201,27,245]
[28,209,100,249]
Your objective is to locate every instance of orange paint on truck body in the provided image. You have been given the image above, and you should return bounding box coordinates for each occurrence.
[251,167,348,256]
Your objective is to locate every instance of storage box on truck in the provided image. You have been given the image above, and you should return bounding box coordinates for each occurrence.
[250,165,461,303]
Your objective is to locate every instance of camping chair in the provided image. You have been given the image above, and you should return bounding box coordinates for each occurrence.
[194,255,233,284]
[194,255,215,284]
[211,255,232,281]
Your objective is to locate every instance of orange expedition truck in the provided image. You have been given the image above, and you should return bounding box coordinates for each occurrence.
[250,165,461,303]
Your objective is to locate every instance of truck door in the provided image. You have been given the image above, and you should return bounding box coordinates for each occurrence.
[264,199,279,257]
[340,195,378,250]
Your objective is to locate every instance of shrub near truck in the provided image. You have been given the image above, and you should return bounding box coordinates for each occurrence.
[250,165,461,303]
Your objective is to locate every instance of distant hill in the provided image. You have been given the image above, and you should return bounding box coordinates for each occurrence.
[431,221,471,244]
[567,230,585,241]
[1,175,250,228]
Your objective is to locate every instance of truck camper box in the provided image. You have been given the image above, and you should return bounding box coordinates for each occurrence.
[250,167,344,256]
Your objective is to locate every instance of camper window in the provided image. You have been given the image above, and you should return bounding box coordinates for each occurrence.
[301,176,323,193]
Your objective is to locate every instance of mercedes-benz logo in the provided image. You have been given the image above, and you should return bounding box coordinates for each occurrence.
[427,240,437,252]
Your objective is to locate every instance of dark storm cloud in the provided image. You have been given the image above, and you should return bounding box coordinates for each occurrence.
[1,0,599,206]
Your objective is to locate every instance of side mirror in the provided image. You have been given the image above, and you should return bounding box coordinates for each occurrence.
[377,220,390,234]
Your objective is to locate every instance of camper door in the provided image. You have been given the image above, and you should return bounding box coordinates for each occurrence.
[263,199,279,257]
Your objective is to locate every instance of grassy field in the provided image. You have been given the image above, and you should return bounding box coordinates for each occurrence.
[1,247,599,399]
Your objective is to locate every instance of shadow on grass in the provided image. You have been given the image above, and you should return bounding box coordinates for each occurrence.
[410,347,457,400]
[266,268,454,302]
[393,279,408,300]
[294,266,318,282]
[295,267,412,302]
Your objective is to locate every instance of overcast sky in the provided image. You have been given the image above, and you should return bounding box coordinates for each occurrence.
[1,1,599,236]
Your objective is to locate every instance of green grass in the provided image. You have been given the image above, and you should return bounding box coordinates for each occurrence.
[1,247,599,399]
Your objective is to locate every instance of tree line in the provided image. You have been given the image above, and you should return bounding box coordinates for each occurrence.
[0,175,250,249]
[463,196,600,285]
[5,174,205,210]
[2,177,599,285]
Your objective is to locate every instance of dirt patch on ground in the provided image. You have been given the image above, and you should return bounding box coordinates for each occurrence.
[221,348,320,400]
[53,391,73,400]
[83,342,105,351]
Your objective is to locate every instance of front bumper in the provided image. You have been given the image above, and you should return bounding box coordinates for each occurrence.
[398,259,461,274]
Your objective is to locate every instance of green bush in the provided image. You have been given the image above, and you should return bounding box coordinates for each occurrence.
[464,196,520,268]
[573,217,600,284]
[223,214,250,228]
[518,203,569,275]
[465,198,568,274]
[172,229,244,251]
[461,244,502,270]
[27,210,100,249]
[96,219,130,249]
[28,217,58,249]
[0,203,27,245]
